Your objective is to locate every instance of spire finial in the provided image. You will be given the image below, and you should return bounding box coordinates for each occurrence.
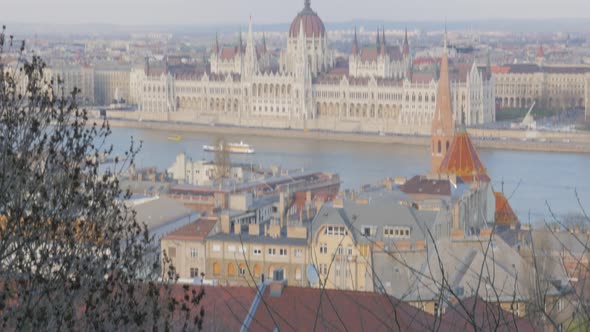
[382,27,386,45]
[376,27,381,46]
[444,21,448,53]
[305,0,311,9]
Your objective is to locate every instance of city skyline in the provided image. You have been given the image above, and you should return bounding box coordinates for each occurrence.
[3,0,590,25]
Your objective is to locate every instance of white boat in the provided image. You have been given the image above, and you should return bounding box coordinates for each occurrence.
[203,141,255,154]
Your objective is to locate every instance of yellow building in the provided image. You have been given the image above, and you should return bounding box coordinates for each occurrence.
[205,217,309,287]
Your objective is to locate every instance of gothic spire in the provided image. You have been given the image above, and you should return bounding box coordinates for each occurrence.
[431,28,455,172]
[380,27,386,56]
[376,27,381,47]
[351,27,359,55]
[402,27,410,57]
[213,32,219,55]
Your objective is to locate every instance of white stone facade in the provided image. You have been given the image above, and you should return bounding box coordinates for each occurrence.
[128,4,495,134]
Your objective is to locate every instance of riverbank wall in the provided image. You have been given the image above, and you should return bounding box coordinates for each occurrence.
[97,116,590,154]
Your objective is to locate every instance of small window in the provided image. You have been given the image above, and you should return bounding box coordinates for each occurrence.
[190,248,198,258]
[190,268,199,278]
[268,248,276,256]
[295,249,303,257]
[363,227,371,236]
[212,245,221,252]
[253,248,262,256]
[279,248,288,256]
[228,245,236,253]
[320,243,327,254]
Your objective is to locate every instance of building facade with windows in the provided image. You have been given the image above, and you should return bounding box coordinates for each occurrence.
[127,1,495,134]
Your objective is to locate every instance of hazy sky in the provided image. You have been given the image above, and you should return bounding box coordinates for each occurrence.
[3,0,589,25]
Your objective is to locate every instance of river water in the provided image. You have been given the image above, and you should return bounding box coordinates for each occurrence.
[107,127,590,224]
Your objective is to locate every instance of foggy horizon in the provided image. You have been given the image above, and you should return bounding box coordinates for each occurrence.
[3,0,589,26]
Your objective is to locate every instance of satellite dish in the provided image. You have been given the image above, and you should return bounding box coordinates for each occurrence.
[306,264,319,286]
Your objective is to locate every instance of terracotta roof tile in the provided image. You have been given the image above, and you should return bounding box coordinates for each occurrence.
[439,129,491,183]
[162,217,217,241]
[250,286,436,331]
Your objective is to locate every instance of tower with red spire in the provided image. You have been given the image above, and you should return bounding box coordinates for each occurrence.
[431,28,455,172]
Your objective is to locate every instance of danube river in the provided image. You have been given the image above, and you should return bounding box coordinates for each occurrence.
[108,127,590,224]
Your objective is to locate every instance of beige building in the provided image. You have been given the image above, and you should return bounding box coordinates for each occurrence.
[205,219,309,287]
[94,66,131,105]
[493,63,590,111]
[46,66,95,104]
[161,217,217,280]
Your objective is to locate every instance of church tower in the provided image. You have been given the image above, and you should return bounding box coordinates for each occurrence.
[431,28,455,172]
[244,17,259,79]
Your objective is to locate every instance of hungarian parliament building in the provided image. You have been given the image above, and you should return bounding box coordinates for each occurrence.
[128,1,496,134]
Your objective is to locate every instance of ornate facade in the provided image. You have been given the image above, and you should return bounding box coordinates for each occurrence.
[493,62,590,111]
[129,0,496,134]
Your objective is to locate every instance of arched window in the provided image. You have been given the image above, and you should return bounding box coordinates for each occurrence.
[228,263,236,276]
[213,262,220,275]
[446,141,450,152]
[253,264,261,277]
[438,140,442,153]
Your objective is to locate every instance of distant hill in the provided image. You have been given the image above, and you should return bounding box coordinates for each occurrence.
[5,18,590,37]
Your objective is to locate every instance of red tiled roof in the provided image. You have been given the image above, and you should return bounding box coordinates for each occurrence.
[220,47,239,61]
[441,297,541,331]
[250,286,436,331]
[411,72,436,83]
[494,192,519,226]
[162,217,217,241]
[438,128,491,183]
[360,47,379,62]
[171,285,255,331]
[400,175,452,197]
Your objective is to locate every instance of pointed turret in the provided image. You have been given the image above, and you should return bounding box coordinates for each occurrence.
[376,27,381,47]
[262,32,267,53]
[380,27,387,56]
[351,27,359,55]
[438,122,490,183]
[402,27,410,57]
[244,16,259,78]
[238,27,243,54]
[431,27,455,172]
[213,32,220,55]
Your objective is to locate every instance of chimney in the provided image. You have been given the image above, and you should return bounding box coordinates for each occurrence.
[479,228,493,239]
[395,240,412,251]
[220,213,231,234]
[451,229,465,240]
[414,240,426,250]
[279,192,285,228]
[355,198,369,205]
[249,224,259,236]
[287,226,307,239]
[267,224,281,238]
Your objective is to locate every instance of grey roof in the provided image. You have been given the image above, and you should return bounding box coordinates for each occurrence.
[129,196,194,231]
[206,232,307,247]
[379,236,563,303]
[311,190,441,244]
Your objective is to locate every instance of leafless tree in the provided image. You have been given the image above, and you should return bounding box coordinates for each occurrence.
[0,26,204,331]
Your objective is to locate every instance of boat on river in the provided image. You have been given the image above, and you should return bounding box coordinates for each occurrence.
[203,141,255,154]
[167,135,183,142]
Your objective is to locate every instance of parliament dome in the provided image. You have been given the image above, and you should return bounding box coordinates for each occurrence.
[289,0,326,38]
